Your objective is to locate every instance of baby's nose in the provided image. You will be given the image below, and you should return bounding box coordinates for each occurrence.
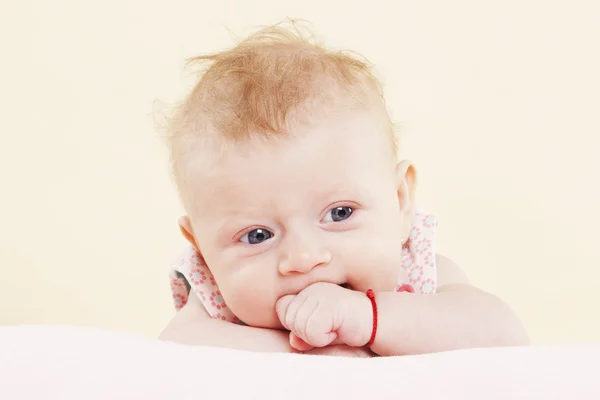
[278,246,331,275]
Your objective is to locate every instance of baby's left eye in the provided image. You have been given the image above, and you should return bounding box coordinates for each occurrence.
[323,206,353,223]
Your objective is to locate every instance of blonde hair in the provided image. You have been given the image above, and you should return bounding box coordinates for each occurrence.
[166,21,395,191]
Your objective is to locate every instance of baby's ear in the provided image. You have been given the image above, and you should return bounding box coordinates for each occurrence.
[178,216,199,250]
[396,160,417,231]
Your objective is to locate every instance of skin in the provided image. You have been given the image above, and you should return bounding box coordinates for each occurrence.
[159,106,529,356]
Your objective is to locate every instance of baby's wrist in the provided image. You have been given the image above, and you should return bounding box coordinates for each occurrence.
[357,290,376,347]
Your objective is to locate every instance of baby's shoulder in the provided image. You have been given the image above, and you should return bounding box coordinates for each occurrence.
[435,254,469,287]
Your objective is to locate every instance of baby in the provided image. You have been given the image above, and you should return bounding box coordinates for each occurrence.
[159,22,528,356]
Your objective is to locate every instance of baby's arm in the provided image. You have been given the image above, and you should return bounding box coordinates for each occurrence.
[276,255,529,356]
[369,255,529,356]
[159,291,293,353]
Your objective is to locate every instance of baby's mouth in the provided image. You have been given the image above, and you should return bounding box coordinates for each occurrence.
[339,283,352,290]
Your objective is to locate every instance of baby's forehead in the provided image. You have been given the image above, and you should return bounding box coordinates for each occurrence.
[185,127,395,214]
[191,162,378,221]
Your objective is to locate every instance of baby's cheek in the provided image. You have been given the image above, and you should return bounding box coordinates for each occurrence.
[216,269,280,329]
[346,236,403,291]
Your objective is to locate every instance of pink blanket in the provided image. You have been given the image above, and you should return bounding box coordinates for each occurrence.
[1,325,598,399]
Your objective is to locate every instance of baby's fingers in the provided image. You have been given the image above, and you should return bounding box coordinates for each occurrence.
[275,295,296,330]
[301,305,338,347]
[290,333,345,352]
[289,333,314,352]
[278,295,337,348]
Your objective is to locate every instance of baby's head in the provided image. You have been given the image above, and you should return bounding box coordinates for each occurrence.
[167,22,417,328]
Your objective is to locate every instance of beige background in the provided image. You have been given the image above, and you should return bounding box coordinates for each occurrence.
[1,0,598,344]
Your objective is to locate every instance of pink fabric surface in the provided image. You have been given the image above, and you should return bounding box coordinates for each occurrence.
[0,325,598,399]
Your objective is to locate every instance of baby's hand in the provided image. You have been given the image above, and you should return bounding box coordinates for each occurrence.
[275,282,372,351]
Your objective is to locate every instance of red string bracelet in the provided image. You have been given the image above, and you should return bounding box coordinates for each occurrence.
[365,289,378,347]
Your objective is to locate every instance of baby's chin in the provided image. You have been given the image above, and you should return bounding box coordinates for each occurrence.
[240,314,285,330]
[228,304,284,330]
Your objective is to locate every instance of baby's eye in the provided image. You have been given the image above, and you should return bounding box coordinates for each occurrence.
[240,228,274,245]
[323,206,353,223]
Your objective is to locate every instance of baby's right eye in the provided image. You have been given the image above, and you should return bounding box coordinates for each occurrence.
[240,228,274,245]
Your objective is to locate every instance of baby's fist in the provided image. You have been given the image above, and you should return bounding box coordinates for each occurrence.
[275,282,372,350]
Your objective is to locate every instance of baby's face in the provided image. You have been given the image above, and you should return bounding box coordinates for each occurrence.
[186,109,412,328]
